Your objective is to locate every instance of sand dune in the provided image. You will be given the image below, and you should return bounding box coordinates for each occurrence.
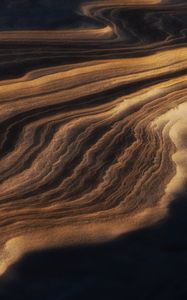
[0,0,187,283]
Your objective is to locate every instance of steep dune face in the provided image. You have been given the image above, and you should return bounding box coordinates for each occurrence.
[0,0,187,276]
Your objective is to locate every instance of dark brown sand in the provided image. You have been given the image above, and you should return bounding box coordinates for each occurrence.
[0,1,187,299]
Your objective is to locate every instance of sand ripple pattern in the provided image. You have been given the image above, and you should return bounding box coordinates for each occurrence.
[0,0,187,275]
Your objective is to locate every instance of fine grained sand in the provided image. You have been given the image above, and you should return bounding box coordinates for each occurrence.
[0,1,187,299]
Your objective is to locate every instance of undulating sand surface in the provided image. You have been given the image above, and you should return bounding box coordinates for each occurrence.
[0,0,187,299]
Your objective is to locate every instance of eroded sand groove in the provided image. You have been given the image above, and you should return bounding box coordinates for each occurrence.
[0,0,187,276]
